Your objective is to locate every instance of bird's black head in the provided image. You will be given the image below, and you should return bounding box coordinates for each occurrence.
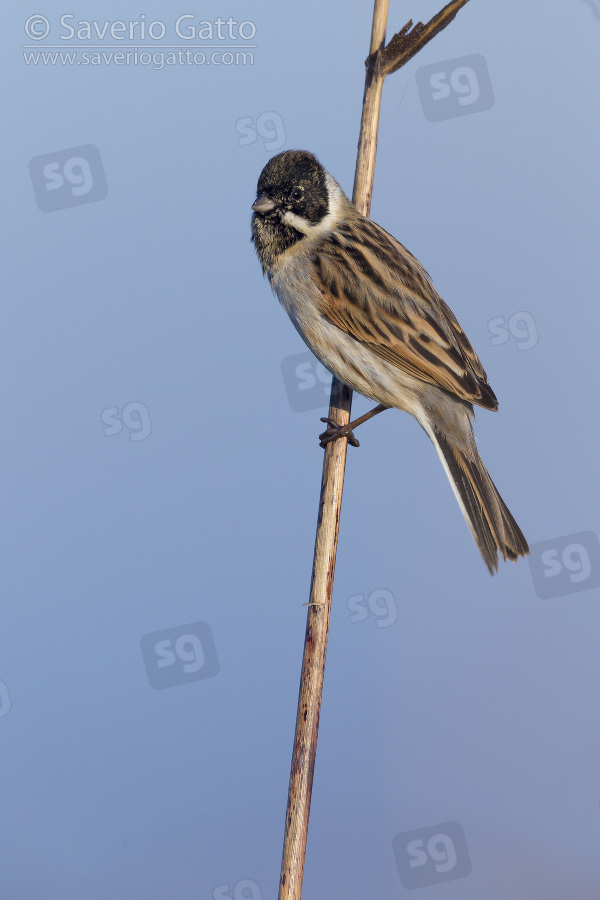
[251,150,330,273]
[252,150,329,224]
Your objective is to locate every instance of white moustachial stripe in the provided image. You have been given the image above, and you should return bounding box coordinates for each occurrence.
[282,173,347,239]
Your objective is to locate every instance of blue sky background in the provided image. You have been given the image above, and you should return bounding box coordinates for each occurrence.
[2,2,600,897]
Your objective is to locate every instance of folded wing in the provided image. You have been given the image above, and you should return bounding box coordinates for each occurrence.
[314,218,498,410]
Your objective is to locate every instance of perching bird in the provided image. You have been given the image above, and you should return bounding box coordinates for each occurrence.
[251,149,528,573]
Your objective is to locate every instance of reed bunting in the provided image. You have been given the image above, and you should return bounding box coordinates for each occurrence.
[251,149,528,573]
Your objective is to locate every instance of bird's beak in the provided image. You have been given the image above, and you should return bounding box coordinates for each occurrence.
[252,193,276,214]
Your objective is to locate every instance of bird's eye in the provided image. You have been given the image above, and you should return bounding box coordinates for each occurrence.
[290,188,303,201]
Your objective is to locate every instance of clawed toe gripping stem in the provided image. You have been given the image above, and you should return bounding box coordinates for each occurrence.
[318,403,389,449]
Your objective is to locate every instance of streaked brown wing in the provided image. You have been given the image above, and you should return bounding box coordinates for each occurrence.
[314,217,498,410]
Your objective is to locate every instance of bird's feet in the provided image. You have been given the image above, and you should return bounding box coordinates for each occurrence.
[318,417,360,449]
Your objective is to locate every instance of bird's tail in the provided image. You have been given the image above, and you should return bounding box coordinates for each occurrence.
[426,424,529,574]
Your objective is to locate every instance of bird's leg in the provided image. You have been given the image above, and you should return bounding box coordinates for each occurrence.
[319,404,389,449]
